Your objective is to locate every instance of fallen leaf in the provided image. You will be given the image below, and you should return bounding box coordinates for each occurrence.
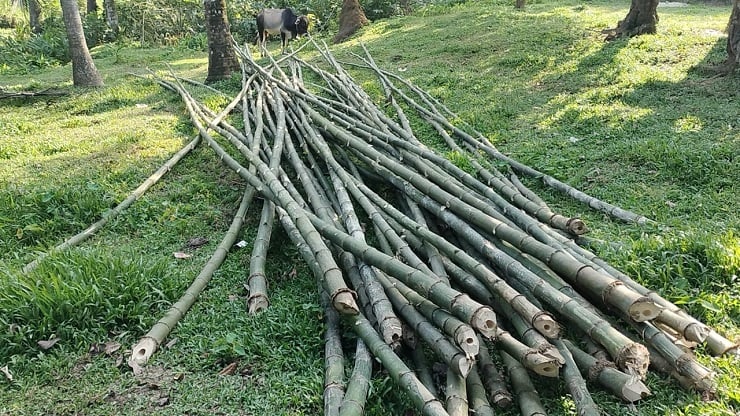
[155,395,170,406]
[165,338,178,349]
[235,240,248,248]
[173,372,185,381]
[173,252,192,259]
[104,341,121,355]
[1,365,12,381]
[186,237,209,248]
[218,362,238,376]
[37,337,61,350]
[665,200,677,208]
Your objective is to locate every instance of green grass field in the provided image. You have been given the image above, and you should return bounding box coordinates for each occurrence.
[1,1,738,414]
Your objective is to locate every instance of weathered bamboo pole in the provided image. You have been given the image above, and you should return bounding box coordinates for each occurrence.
[501,350,547,416]
[445,368,468,416]
[339,340,372,416]
[495,326,561,378]
[347,313,450,416]
[410,344,438,398]
[322,289,346,415]
[476,337,513,409]
[562,339,650,403]
[554,339,601,416]
[465,364,495,416]
[171,79,359,316]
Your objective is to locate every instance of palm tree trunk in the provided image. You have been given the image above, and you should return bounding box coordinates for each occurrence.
[204,0,239,83]
[59,0,103,87]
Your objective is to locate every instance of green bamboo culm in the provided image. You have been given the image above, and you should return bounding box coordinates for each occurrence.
[554,339,601,416]
[346,313,450,416]
[338,340,372,416]
[501,350,547,416]
[465,364,495,416]
[128,185,255,367]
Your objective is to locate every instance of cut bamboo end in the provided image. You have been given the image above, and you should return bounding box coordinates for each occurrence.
[566,218,588,235]
[705,330,739,356]
[524,352,561,378]
[451,355,474,378]
[532,312,561,339]
[248,294,269,314]
[129,337,158,366]
[626,298,662,322]
[490,391,513,409]
[455,328,480,358]
[332,290,360,315]
[615,342,650,379]
[471,308,498,339]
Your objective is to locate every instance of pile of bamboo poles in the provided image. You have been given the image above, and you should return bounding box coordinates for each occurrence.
[116,41,738,415]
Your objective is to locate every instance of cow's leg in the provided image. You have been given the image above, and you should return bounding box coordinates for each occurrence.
[280,33,287,54]
[260,32,268,57]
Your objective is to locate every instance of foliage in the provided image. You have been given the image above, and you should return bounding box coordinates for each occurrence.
[0,250,180,358]
[0,16,69,74]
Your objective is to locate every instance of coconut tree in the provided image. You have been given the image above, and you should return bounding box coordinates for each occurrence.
[203,0,240,83]
[60,0,104,87]
[333,0,368,43]
[607,0,659,40]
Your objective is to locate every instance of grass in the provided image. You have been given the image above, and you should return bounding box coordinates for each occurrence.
[1,0,739,414]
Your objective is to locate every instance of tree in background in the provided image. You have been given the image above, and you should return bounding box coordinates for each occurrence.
[204,0,239,83]
[103,0,119,36]
[606,0,659,40]
[28,0,42,33]
[727,0,739,71]
[87,0,97,14]
[333,0,368,43]
[60,0,104,86]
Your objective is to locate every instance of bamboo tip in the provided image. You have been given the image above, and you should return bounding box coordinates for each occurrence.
[683,323,710,343]
[129,337,158,367]
[627,299,662,322]
[621,380,651,403]
[533,313,561,339]
[566,218,588,235]
[332,291,360,315]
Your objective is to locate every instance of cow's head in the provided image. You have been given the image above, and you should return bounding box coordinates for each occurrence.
[295,15,309,36]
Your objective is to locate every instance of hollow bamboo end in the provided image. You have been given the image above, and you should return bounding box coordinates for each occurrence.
[532,313,561,339]
[455,329,480,358]
[248,294,269,314]
[526,353,561,378]
[566,218,588,235]
[471,307,498,339]
[627,298,662,322]
[129,337,158,367]
[616,342,650,380]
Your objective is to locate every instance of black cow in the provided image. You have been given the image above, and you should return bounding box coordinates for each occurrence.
[254,8,309,57]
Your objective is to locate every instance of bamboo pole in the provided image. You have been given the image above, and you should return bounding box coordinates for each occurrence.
[501,350,547,416]
[339,340,372,416]
[465,364,495,416]
[476,337,513,409]
[554,339,601,416]
[445,367,468,416]
[128,185,255,367]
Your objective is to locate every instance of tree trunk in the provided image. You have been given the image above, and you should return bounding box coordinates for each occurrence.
[515,0,526,9]
[104,0,119,36]
[333,0,368,43]
[59,0,104,87]
[203,0,240,84]
[87,0,98,14]
[726,0,740,71]
[607,0,659,40]
[28,0,42,33]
